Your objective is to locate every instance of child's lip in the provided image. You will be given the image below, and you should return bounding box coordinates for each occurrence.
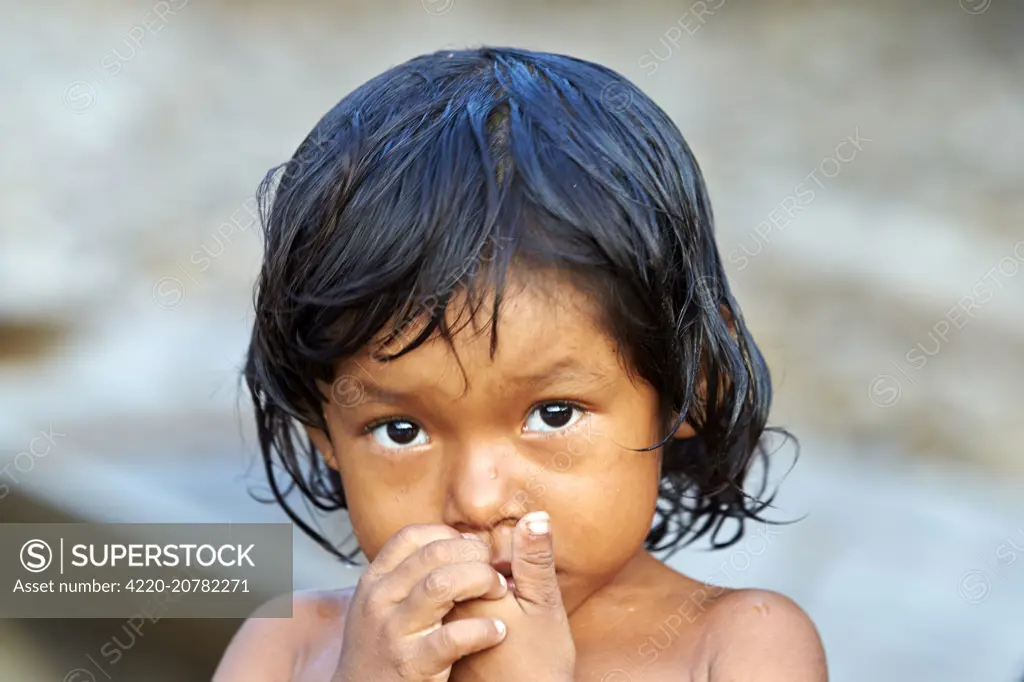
[491,560,513,578]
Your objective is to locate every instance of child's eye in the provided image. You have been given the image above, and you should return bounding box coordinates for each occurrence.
[366,419,430,450]
[524,402,586,433]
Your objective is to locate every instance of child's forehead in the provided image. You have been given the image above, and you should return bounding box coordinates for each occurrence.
[351,269,616,372]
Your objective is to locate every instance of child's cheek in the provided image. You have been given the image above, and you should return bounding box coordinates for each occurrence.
[552,453,660,572]
[343,505,387,562]
[557,498,653,577]
[341,477,433,562]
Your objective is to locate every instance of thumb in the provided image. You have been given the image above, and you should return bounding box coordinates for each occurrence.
[511,511,562,610]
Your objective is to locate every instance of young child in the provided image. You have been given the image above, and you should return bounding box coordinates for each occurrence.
[215,46,827,682]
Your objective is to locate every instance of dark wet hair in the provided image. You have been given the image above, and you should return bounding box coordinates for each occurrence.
[244,46,789,564]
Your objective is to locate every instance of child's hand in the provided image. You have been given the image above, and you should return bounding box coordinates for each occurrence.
[332,524,509,682]
[447,512,576,682]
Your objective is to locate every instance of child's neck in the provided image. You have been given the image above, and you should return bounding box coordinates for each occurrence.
[568,549,666,622]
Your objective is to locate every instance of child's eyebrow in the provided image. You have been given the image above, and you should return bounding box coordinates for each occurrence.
[351,357,613,406]
[503,357,614,391]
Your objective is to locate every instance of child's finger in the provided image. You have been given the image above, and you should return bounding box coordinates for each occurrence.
[381,536,491,600]
[365,524,462,579]
[408,617,507,676]
[510,511,563,611]
[395,561,507,632]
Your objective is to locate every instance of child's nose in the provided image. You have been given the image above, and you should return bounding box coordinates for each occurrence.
[443,440,525,530]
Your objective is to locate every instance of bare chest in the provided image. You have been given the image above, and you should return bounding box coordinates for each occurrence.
[291,582,713,682]
[569,604,711,682]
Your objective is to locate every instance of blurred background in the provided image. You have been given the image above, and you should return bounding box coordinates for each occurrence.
[2,0,1022,679]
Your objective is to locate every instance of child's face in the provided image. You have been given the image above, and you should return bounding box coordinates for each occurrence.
[313,268,677,613]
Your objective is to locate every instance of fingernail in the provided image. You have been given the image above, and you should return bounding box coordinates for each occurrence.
[494,619,507,639]
[524,511,550,535]
[497,573,507,591]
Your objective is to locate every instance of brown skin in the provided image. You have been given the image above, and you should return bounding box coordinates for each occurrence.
[214,270,828,682]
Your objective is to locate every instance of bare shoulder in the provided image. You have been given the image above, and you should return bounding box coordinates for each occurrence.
[702,588,827,681]
[212,587,355,682]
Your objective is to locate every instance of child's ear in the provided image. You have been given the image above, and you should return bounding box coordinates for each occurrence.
[671,303,738,441]
[672,417,696,439]
[305,425,340,471]
[719,303,737,338]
